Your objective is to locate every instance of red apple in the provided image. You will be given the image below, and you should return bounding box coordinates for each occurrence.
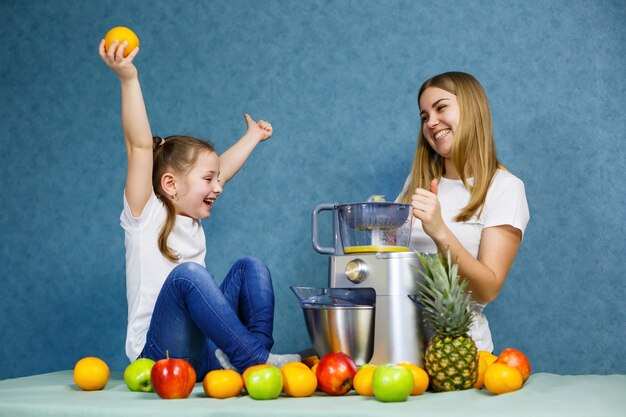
[315,352,357,396]
[495,348,531,382]
[150,352,197,399]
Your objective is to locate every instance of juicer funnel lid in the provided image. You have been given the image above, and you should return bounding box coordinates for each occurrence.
[338,202,411,230]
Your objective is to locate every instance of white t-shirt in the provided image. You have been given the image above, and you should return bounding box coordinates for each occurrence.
[120,191,206,361]
[397,169,530,351]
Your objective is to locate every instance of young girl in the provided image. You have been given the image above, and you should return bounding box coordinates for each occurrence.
[99,39,299,378]
[398,72,530,352]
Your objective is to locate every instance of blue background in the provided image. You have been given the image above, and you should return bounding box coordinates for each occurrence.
[1,0,624,380]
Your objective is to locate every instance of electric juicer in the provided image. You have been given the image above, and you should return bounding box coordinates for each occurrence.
[309,200,427,366]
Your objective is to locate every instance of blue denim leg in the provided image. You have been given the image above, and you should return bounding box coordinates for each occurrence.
[141,260,273,378]
[219,256,274,351]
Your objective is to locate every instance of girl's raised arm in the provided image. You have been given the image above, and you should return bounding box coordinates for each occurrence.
[219,114,273,185]
[99,40,153,217]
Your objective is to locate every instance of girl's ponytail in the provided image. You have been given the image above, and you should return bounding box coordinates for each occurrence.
[157,194,180,263]
[152,136,181,263]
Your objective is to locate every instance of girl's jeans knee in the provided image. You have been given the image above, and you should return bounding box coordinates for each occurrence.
[141,260,275,377]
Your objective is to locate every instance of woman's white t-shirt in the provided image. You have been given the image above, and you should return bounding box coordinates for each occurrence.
[397,169,530,351]
[120,192,206,361]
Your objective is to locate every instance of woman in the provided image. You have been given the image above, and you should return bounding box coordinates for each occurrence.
[398,72,530,352]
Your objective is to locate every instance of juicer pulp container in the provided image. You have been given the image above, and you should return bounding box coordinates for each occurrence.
[291,287,376,365]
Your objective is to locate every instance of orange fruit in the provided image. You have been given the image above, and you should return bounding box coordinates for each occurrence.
[281,363,317,397]
[352,365,377,396]
[104,26,140,57]
[203,369,243,399]
[311,362,319,375]
[301,355,319,368]
[242,364,271,389]
[474,351,498,389]
[495,348,531,382]
[397,362,429,395]
[281,361,310,371]
[73,357,110,391]
[484,363,523,395]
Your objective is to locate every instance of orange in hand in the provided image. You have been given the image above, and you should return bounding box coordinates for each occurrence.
[104,26,140,57]
[73,357,110,391]
[203,369,243,399]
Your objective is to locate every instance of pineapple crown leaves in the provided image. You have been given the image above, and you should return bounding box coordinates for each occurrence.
[414,249,475,337]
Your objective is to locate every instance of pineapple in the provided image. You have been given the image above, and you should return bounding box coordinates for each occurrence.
[416,250,478,391]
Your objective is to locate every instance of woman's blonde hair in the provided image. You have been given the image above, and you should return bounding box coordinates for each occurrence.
[152,135,216,262]
[400,72,504,222]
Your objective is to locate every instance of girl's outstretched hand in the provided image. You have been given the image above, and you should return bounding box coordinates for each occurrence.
[98,39,139,81]
[244,113,273,142]
[411,179,446,241]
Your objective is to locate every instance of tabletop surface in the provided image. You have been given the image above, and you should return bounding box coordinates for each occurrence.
[0,371,625,417]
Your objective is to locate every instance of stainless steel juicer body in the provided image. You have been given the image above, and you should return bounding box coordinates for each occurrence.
[311,202,427,366]
[329,251,426,366]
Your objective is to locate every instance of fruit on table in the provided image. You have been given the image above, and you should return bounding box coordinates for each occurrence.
[474,351,498,389]
[203,369,243,399]
[301,355,320,368]
[73,356,110,391]
[245,365,283,400]
[315,352,357,396]
[495,348,531,382]
[372,364,414,402]
[150,352,196,399]
[281,362,317,397]
[397,362,429,395]
[311,362,319,375]
[104,26,140,57]
[353,364,377,396]
[242,363,271,390]
[417,250,478,391]
[484,363,523,394]
[124,358,156,392]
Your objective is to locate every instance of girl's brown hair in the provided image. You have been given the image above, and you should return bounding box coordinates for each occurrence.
[400,72,504,221]
[152,135,217,262]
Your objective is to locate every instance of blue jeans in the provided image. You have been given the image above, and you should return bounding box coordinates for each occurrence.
[140,257,274,379]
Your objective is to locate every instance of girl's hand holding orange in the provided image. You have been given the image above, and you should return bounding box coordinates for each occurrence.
[98,38,139,81]
[104,27,139,57]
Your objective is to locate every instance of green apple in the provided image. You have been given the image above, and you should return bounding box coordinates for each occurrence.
[124,358,156,392]
[372,364,414,402]
[245,365,283,400]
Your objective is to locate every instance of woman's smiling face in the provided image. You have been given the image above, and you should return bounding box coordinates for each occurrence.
[419,86,460,159]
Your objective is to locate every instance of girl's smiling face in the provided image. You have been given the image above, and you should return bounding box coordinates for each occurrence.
[174,150,222,219]
[419,87,460,159]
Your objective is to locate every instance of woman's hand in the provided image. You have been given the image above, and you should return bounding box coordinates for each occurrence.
[244,113,273,142]
[411,179,447,241]
[98,39,139,81]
